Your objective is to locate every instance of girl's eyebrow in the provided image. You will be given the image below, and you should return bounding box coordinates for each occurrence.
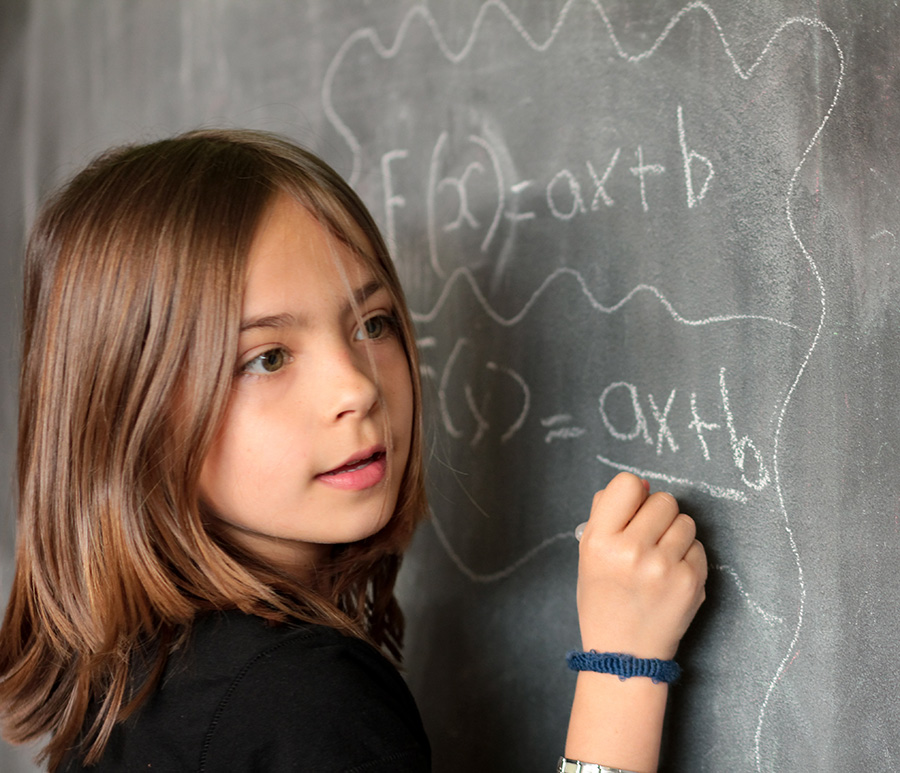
[239,279,384,333]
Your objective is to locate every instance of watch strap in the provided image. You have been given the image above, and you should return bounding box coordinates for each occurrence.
[557,756,638,773]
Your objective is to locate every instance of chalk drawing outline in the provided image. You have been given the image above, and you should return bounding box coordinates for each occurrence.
[870,229,896,250]
[755,18,842,773]
[323,4,845,768]
[324,1,839,189]
[430,509,575,583]
[867,170,900,254]
[411,265,800,331]
[714,564,785,626]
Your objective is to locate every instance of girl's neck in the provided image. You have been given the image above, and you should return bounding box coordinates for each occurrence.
[218,520,331,584]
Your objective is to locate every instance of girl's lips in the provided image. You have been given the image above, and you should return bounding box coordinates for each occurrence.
[316,449,387,491]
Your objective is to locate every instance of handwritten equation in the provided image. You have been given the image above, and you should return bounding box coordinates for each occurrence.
[323,2,845,770]
[381,103,713,278]
[426,326,767,502]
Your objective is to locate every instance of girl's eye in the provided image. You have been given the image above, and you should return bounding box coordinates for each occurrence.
[241,347,289,375]
[355,314,396,342]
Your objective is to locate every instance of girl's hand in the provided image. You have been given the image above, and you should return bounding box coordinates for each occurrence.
[576,472,707,660]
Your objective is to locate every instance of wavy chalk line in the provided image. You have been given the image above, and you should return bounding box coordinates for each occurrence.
[411,264,799,330]
[430,512,574,584]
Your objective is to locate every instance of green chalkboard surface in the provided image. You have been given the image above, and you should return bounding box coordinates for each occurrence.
[2,2,900,771]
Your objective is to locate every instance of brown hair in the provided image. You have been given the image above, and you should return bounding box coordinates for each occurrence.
[0,129,427,769]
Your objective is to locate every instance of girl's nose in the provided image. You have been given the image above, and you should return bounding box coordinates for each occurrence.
[326,351,380,421]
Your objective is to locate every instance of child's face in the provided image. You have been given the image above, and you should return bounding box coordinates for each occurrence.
[198,194,413,574]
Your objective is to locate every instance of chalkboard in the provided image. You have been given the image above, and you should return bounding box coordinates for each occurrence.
[3,2,900,771]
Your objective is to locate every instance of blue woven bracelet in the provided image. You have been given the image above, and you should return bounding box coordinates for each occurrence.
[566,650,681,684]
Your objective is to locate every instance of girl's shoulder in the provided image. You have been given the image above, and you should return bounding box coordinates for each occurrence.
[68,611,430,772]
[185,610,421,723]
[185,608,365,676]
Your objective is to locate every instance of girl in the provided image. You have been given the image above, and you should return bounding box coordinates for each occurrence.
[0,129,706,772]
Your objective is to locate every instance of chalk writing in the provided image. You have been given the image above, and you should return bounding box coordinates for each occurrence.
[595,453,748,503]
[629,146,666,212]
[386,102,715,276]
[597,370,769,493]
[435,337,530,446]
[586,148,620,208]
[325,3,846,771]
[678,104,715,208]
[541,414,588,443]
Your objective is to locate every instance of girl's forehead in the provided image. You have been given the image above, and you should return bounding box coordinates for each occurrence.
[251,193,374,271]
[242,194,379,320]
[250,193,330,256]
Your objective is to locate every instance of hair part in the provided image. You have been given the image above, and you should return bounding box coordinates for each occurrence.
[0,129,427,769]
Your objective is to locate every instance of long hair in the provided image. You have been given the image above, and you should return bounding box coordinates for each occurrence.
[0,129,427,770]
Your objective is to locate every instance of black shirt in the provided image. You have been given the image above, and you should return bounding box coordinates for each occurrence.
[63,611,430,772]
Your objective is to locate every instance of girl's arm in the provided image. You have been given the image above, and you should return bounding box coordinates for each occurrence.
[564,472,707,772]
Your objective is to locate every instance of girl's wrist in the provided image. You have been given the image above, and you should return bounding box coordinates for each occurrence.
[579,631,680,661]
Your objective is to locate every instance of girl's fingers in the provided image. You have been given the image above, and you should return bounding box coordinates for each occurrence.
[684,539,708,579]
[587,472,649,535]
[655,511,698,559]
[683,540,709,613]
[623,490,681,547]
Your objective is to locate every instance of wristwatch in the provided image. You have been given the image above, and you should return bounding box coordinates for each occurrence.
[557,757,638,773]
